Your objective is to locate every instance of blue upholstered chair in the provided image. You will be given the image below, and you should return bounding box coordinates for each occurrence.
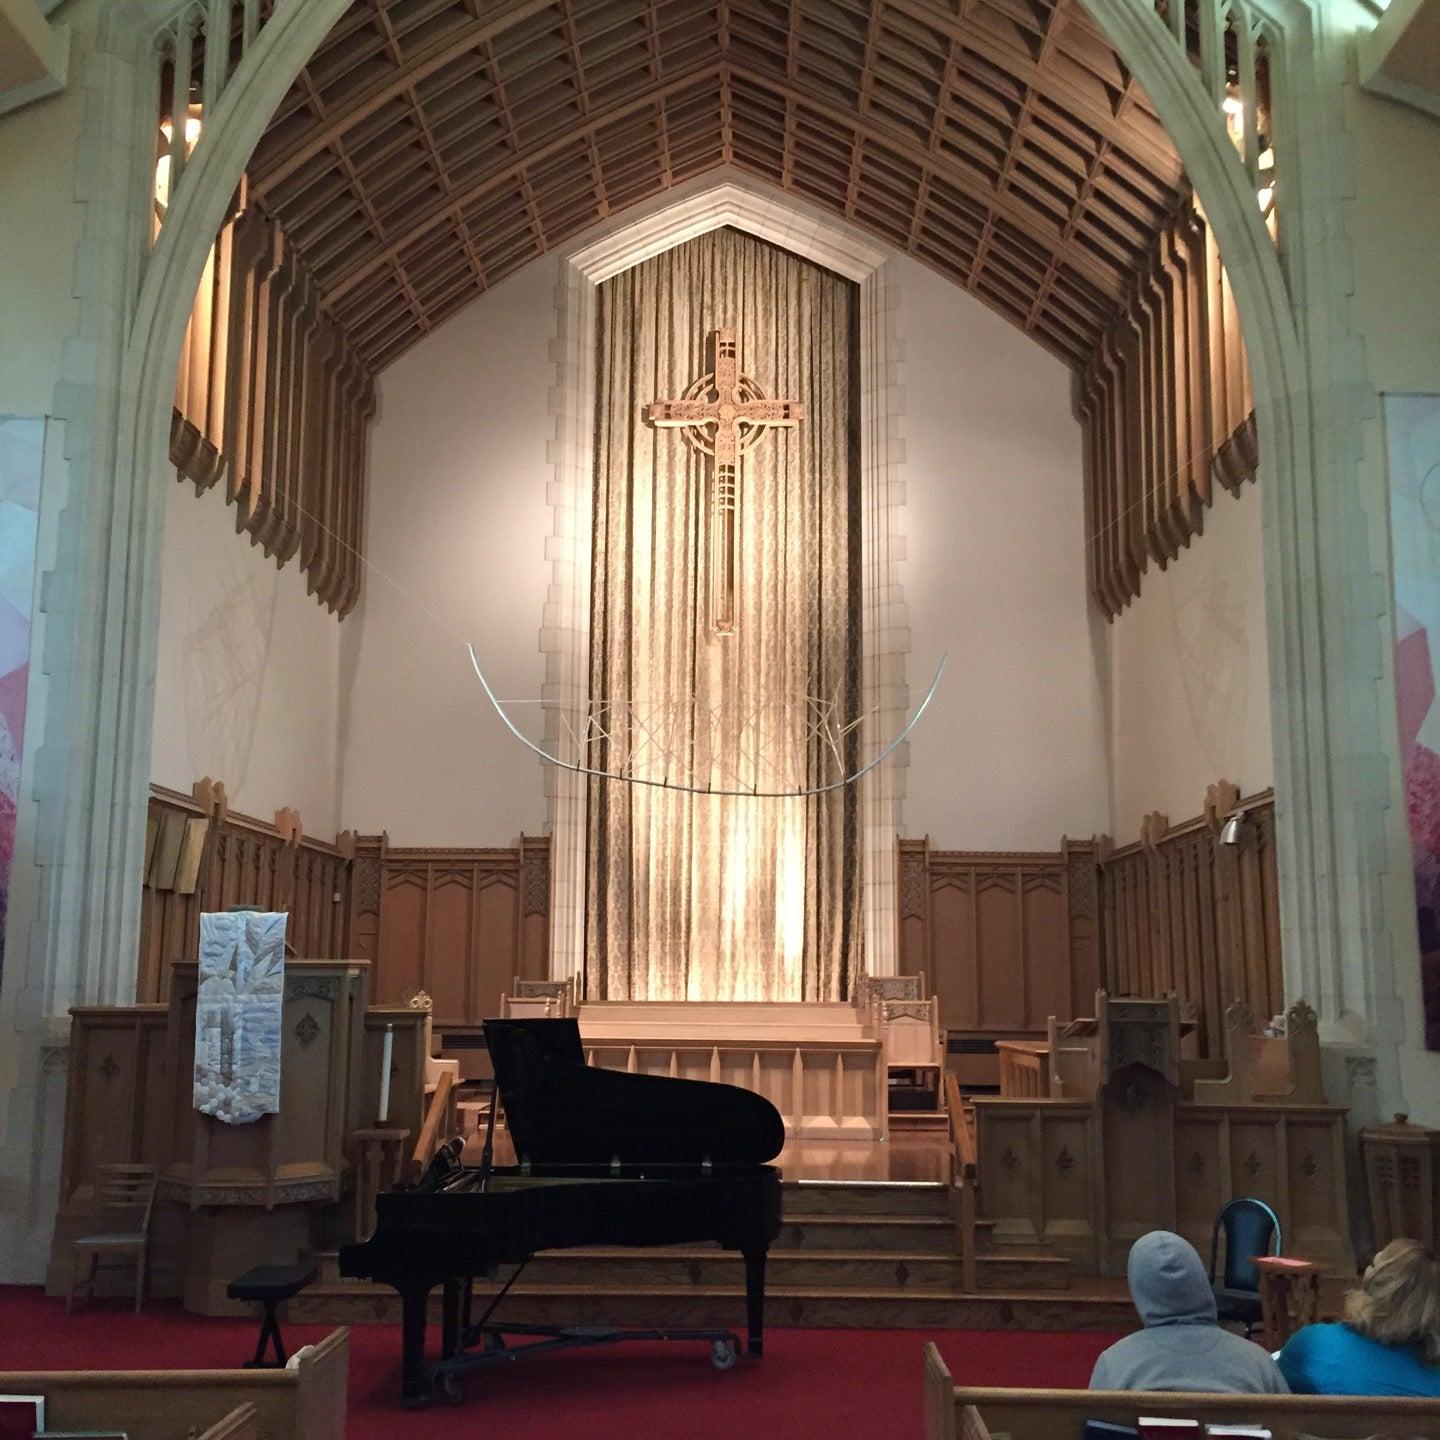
[1209,1196,1282,1338]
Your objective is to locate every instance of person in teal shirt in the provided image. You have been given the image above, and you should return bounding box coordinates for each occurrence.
[1278,1238,1440,1397]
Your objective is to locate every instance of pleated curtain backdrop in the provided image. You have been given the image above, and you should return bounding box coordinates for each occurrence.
[586,227,860,1002]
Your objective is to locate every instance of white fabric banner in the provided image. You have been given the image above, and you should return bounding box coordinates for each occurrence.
[194,910,286,1124]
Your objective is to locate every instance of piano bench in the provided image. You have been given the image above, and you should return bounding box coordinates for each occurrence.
[226,1262,317,1369]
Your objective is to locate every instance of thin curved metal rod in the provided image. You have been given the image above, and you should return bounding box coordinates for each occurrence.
[467,646,947,798]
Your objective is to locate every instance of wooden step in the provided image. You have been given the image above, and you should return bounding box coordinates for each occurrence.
[291,1278,1128,1332]
[318,1224,1049,1293]
[776,1212,961,1251]
[780,1180,950,1217]
[517,1247,972,1291]
[887,1111,948,1132]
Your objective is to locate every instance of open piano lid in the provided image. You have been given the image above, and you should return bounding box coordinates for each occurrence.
[484,1018,785,1168]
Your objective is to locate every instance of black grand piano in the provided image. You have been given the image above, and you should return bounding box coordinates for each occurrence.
[340,1018,785,1405]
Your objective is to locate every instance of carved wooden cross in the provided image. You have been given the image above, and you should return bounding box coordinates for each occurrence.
[646,327,805,635]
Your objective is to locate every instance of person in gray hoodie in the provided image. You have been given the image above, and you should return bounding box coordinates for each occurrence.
[1089,1230,1290,1393]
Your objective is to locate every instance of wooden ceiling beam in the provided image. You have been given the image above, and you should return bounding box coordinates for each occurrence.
[251,0,561,199]
[324,61,725,303]
[727,61,1122,297]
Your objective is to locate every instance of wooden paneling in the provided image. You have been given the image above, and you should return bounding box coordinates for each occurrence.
[1100,790,1281,1058]
[346,835,551,1026]
[171,203,375,617]
[1077,195,1258,618]
[136,786,550,1021]
[138,785,353,1004]
[974,1093,1351,1276]
[897,840,1100,1040]
[901,792,1282,1065]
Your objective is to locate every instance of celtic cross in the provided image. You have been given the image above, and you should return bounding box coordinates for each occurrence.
[646,327,805,635]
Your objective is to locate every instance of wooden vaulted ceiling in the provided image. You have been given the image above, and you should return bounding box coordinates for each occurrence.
[247,0,1188,371]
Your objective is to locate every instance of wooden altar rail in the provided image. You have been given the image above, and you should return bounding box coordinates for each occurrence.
[922,1344,1440,1440]
[584,1040,888,1140]
[0,1328,349,1440]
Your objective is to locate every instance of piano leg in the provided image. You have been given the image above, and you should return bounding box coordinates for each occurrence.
[400,1284,431,1404]
[441,1278,464,1359]
[742,1247,767,1358]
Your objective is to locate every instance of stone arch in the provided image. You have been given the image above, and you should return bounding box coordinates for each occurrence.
[41,0,1374,1076]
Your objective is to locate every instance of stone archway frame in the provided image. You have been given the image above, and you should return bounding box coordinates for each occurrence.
[11,0,1399,1280]
[1079,0,1399,1111]
[540,172,911,992]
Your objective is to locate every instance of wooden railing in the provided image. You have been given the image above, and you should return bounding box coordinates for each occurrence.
[995,1041,1049,1098]
[945,1073,978,1291]
[408,1069,457,1183]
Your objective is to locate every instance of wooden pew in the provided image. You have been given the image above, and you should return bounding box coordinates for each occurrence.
[923,1342,1440,1440]
[0,1326,347,1440]
[200,1405,261,1440]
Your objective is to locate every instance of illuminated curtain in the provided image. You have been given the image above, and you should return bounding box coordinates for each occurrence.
[586,227,860,1002]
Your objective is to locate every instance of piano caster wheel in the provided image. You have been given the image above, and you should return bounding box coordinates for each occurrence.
[710,1338,739,1371]
[435,1371,466,1406]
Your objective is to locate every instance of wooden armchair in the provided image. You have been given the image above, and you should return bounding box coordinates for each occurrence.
[67,1162,158,1314]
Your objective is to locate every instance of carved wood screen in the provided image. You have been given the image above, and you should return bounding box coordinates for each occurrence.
[1076,194,1257,617]
[138,784,353,1002]
[171,202,376,616]
[1099,790,1282,1057]
[897,839,1102,1038]
[347,834,551,1026]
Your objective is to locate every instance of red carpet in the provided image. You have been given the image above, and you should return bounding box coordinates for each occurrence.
[0,1287,1121,1438]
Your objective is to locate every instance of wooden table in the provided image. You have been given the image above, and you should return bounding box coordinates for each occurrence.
[1253,1254,1322,1346]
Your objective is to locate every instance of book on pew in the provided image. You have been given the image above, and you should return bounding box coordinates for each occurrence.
[1203,1428,1271,1438]
[1137,1421,1201,1438]
[1082,1422,1139,1439]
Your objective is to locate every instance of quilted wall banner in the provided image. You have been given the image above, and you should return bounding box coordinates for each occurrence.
[1386,393,1440,1050]
[194,910,286,1123]
[0,417,43,986]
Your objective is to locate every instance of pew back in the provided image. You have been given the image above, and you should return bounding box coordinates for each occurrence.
[924,1343,1440,1440]
[0,1326,347,1440]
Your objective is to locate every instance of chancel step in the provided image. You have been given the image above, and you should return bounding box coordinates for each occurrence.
[776,1213,968,1251]
[779,1181,950,1216]
[293,1277,1109,1332]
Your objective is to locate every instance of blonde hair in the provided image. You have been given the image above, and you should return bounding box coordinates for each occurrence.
[1344,1239,1440,1364]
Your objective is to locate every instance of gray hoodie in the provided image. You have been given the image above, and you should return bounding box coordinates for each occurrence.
[1089,1230,1290,1394]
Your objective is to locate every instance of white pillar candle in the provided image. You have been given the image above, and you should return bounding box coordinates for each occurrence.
[378,1023,394,1122]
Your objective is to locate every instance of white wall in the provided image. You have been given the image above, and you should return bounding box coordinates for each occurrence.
[151,474,344,835]
[1106,482,1274,840]
[336,260,553,845]
[338,245,1114,852]
[896,254,1111,849]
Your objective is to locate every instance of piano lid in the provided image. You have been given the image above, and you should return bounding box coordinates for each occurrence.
[484,1018,785,1168]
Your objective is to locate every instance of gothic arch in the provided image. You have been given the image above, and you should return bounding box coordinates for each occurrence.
[39,0,1383,1092]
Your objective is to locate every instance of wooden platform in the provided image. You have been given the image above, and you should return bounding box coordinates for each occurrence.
[297,1136,1133,1334]
[577,1000,887,1140]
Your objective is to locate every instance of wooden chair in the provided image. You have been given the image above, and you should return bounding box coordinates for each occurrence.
[67,1162,158,1314]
